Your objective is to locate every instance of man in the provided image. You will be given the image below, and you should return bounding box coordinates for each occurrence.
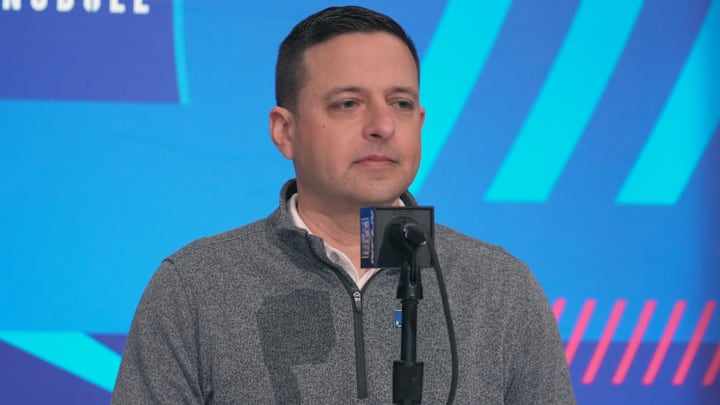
[113,6,575,404]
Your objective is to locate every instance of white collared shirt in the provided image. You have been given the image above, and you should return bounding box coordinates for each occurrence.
[288,193,378,289]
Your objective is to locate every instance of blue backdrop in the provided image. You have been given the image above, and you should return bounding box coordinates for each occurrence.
[1,0,718,403]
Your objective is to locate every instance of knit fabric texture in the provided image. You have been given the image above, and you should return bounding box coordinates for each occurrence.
[112,180,575,404]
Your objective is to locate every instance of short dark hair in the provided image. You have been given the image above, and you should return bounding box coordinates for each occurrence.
[275,6,420,112]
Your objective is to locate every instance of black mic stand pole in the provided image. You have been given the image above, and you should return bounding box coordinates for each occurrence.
[393,234,424,404]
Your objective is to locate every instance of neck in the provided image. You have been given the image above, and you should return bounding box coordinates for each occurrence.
[296,195,364,272]
[294,192,402,275]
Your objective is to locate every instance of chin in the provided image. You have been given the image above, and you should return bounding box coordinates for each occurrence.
[356,187,405,207]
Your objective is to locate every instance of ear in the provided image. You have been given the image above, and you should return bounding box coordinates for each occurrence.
[269,106,295,160]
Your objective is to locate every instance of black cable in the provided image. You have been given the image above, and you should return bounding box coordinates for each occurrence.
[425,234,458,405]
[393,220,458,404]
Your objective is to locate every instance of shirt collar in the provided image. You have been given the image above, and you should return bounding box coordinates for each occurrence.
[288,193,404,288]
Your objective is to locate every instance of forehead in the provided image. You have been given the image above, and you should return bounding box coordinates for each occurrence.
[300,32,419,91]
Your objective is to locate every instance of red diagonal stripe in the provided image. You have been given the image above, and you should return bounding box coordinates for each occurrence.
[553,298,567,322]
[565,299,596,366]
[703,342,720,386]
[612,300,656,385]
[642,300,686,385]
[672,300,716,385]
[582,299,626,384]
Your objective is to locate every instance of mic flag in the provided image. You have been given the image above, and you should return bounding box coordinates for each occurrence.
[360,207,434,269]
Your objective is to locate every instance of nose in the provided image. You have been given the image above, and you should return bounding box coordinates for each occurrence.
[363,99,395,140]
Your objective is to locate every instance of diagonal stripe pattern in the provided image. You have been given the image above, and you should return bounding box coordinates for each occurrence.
[673,301,716,385]
[410,0,512,194]
[617,0,719,204]
[2,300,719,392]
[174,0,191,104]
[582,299,626,384]
[612,300,657,385]
[0,331,121,392]
[485,0,644,202]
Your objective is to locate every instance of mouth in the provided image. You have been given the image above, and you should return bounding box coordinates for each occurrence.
[354,154,397,167]
[356,153,396,162]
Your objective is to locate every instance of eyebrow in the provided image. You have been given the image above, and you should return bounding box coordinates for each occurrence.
[323,86,363,101]
[389,86,420,100]
[323,86,419,101]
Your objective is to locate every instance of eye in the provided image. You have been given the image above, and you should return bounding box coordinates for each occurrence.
[334,100,358,110]
[393,99,414,110]
[397,100,413,109]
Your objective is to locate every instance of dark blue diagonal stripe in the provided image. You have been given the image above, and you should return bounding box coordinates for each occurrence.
[549,0,712,206]
[418,0,579,204]
[617,0,719,205]
[485,0,644,202]
[411,0,512,194]
[0,331,121,392]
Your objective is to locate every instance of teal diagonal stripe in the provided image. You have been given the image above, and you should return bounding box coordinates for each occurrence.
[485,0,644,202]
[0,331,121,392]
[174,0,190,104]
[410,0,512,194]
[616,1,719,205]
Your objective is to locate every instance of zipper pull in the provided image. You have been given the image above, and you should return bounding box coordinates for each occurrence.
[353,291,363,313]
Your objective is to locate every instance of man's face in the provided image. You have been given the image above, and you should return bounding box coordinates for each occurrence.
[272,32,425,210]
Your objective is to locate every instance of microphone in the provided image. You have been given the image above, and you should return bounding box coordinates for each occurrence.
[390,221,427,251]
[360,207,434,269]
[360,205,458,404]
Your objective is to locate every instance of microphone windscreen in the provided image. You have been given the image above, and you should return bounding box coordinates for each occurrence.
[360,206,434,269]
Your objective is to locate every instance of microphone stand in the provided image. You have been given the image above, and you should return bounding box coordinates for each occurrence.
[392,224,425,404]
